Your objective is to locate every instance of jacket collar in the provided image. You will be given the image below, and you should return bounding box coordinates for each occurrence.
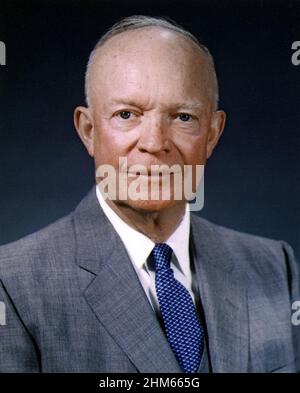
[190,215,249,372]
[73,186,182,372]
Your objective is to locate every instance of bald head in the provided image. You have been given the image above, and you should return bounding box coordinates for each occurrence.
[85,16,219,110]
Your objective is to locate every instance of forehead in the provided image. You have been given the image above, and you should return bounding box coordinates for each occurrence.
[88,27,212,105]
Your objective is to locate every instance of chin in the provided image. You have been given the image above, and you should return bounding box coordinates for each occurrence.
[118,198,184,213]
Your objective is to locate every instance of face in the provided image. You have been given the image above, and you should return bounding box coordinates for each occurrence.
[75,28,226,213]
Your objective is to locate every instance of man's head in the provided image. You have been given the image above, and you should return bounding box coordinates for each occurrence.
[74,15,226,213]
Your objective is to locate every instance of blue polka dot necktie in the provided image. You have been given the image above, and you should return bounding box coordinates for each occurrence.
[152,243,204,373]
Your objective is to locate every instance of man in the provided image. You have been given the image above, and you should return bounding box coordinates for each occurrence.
[0,15,299,373]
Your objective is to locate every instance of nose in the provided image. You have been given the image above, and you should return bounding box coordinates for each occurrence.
[137,115,171,154]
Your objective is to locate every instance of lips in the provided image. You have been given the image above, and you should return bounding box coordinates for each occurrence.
[126,167,182,176]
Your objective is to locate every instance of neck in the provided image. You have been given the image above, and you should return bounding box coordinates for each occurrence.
[105,199,186,243]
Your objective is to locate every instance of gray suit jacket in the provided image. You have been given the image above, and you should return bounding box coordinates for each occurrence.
[0,187,299,373]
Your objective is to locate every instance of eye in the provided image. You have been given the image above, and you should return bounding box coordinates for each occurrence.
[177,113,192,122]
[117,111,132,120]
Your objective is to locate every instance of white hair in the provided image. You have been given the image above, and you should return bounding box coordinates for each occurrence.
[85,15,219,110]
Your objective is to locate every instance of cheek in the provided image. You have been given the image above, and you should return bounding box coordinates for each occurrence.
[93,121,137,166]
[93,125,118,166]
[175,134,209,166]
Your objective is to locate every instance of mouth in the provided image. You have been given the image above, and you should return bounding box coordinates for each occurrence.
[126,173,179,183]
[126,168,182,177]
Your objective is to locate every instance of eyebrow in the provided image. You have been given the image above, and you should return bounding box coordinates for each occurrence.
[109,99,204,110]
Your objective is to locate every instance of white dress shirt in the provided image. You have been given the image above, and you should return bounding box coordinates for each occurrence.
[96,186,197,316]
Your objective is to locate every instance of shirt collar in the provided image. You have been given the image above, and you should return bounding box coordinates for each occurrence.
[96,186,190,276]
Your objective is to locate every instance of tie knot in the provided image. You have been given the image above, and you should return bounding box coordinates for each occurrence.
[152,243,173,271]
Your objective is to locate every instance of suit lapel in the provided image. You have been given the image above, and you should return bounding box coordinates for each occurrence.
[191,215,249,373]
[73,187,181,373]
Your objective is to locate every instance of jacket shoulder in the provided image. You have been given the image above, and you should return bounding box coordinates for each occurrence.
[191,213,284,248]
[0,212,75,278]
[191,214,297,281]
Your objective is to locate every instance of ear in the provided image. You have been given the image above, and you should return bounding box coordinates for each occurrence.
[206,110,226,159]
[74,106,95,157]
